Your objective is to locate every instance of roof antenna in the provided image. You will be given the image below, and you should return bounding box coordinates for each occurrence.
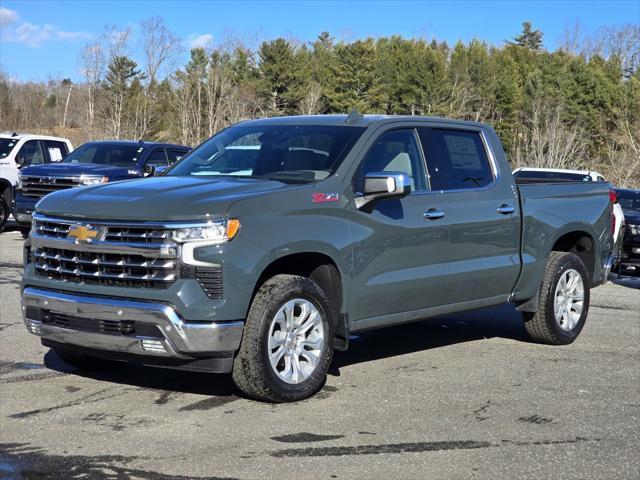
[345,108,363,124]
[11,132,18,137]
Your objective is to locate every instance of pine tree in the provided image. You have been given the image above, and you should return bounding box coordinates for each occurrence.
[509,21,544,50]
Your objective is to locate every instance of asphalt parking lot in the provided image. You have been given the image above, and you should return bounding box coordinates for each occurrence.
[1,221,639,480]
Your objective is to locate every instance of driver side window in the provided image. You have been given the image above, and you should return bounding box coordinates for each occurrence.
[18,140,45,166]
[356,129,427,192]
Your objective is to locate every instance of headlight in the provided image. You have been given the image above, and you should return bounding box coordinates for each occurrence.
[172,219,240,244]
[80,175,109,185]
[630,224,640,236]
[16,173,22,190]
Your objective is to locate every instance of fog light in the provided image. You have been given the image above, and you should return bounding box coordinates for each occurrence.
[139,339,166,352]
[632,247,640,254]
[26,320,42,336]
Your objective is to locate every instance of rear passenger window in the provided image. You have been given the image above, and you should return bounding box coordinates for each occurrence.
[43,140,69,162]
[419,129,494,191]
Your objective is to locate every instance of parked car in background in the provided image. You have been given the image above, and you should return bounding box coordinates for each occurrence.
[14,140,190,236]
[512,167,607,183]
[0,132,73,232]
[21,115,616,402]
[513,167,625,249]
[614,188,640,276]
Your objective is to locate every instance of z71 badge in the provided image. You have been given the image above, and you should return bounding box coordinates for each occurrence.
[312,193,340,203]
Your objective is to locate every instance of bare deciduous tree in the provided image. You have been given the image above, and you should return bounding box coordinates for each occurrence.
[298,81,323,115]
[78,42,106,127]
[513,98,587,170]
[140,16,181,84]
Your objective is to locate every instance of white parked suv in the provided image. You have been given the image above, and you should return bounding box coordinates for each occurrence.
[0,132,73,232]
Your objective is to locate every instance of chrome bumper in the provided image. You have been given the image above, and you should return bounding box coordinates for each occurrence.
[603,255,618,281]
[22,287,244,359]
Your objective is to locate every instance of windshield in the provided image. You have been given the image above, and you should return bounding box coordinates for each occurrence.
[62,143,144,167]
[167,124,365,182]
[0,138,18,159]
[617,190,640,213]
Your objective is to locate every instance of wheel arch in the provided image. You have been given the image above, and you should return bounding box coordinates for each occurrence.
[550,230,596,285]
[251,251,349,347]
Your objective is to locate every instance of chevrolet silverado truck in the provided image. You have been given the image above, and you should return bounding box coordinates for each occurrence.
[14,140,190,236]
[0,132,73,233]
[21,115,616,402]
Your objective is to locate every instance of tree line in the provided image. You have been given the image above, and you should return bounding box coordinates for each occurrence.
[0,20,638,187]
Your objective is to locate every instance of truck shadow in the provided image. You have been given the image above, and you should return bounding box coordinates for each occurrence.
[43,305,528,397]
[331,304,529,372]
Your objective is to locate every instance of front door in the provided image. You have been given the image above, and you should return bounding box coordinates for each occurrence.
[349,128,450,322]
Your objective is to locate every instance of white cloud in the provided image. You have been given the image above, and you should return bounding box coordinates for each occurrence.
[13,22,55,47]
[3,21,90,47]
[0,7,18,26]
[185,33,214,50]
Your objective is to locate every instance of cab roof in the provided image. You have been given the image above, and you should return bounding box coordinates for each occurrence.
[0,132,72,143]
[238,114,487,129]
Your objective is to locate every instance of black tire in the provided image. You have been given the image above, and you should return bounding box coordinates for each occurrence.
[19,227,30,239]
[55,349,114,371]
[0,190,8,233]
[523,251,590,345]
[232,274,334,402]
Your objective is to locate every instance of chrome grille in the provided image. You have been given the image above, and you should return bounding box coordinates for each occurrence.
[34,247,178,288]
[33,219,72,238]
[104,227,171,244]
[20,176,82,198]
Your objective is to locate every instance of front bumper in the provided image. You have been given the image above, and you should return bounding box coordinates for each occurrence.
[14,195,37,225]
[22,287,244,372]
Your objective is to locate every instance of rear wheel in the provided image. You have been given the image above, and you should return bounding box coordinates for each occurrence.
[523,252,590,345]
[232,274,334,402]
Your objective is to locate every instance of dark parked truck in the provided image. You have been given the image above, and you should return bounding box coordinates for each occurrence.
[14,140,190,234]
[21,115,616,402]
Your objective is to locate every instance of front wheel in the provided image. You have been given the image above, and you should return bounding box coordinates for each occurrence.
[523,252,590,345]
[232,274,334,402]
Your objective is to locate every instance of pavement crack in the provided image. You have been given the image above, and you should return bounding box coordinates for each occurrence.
[9,387,133,419]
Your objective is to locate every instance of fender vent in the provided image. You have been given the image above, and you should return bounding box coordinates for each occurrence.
[196,267,223,299]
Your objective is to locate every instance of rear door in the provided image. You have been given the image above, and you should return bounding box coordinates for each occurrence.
[418,127,521,303]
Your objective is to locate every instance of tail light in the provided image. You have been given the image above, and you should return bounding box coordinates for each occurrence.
[609,189,617,235]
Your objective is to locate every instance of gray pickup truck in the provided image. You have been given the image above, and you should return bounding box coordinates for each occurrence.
[21,115,616,402]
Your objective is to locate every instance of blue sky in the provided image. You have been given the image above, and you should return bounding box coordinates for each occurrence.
[1,0,638,81]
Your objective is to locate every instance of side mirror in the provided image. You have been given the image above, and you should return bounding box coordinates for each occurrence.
[15,156,26,167]
[144,164,156,176]
[355,171,411,209]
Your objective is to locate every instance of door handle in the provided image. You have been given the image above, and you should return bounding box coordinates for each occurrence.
[423,209,445,220]
[497,204,515,215]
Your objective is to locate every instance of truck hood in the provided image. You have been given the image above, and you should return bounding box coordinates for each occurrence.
[20,162,140,179]
[35,176,303,221]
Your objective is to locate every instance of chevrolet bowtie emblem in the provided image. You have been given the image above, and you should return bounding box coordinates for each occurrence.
[68,225,99,242]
